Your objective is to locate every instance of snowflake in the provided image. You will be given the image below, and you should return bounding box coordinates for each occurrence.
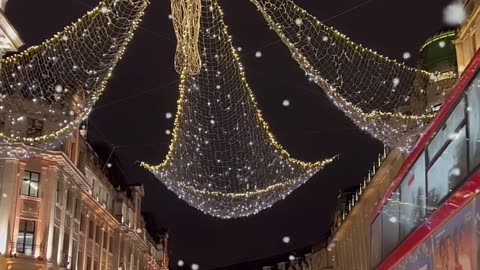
[237,47,243,52]
[282,100,290,107]
[439,41,446,48]
[389,216,398,223]
[165,112,173,119]
[168,14,173,20]
[282,236,291,243]
[255,51,262,58]
[100,6,110,14]
[178,260,185,267]
[322,36,328,42]
[295,18,303,26]
[289,255,295,261]
[55,85,63,93]
[443,2,466,26]
[450,167,461,177]
[2,193,6,198]
[402,52,411,60]
[165,129,172,135]
[106,163,112,168]
[62,35,69,41]
[136,228,142,234]
[392,78,400,86]
[191,264,200,270]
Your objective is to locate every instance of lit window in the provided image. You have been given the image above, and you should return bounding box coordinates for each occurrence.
[21,171,40,197]
[16,219,35,255]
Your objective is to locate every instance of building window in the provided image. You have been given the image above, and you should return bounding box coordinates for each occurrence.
[95,225,101,244]
[66,189,73,211]
[109,236,113,253]
[56,180,63,204]
[74,198,81,219]
[21,171,40,197]
[26,118,44,138]
[88,220,94,239]
[86,256,92,270]
[103,231,108,249]
[80,213,85,232]
[77,251,83,270]
[16,219,35,255]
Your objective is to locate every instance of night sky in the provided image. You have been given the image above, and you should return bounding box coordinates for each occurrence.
[7,0,452,269]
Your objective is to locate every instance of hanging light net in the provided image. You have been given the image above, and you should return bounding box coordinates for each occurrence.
[250,0,435,151]
[142,0,334,219]
[0,0,148,150]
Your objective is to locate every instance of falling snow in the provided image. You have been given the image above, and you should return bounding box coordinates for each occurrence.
[389,216,398,223]
[168,14,173,20]
[178,260,185,267]
[237,47,242,52]
[191,264,200,270]
[443,2,466,26]
[289,255,295,261]
[402,52,411,60]
[282,100,290,107]
[165,112,173,119]
[322,36,328,42]
[282,236,291,243]
[450,167,461,176]
[107,163,112,168]
[165,129,172,135]
[392,78,400,86]
[55,85,63,93]
[295,18,303,26]
[439,41,446,48]
[255,51,263,58]
[136,228,142,234]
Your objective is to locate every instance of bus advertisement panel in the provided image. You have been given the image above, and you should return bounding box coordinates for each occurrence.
[433,202,475,270]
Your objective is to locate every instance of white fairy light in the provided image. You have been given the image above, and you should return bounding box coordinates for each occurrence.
[295,18,303,26]
[250,0,434,151]
[141,1,333,219]
[0,0,147,153]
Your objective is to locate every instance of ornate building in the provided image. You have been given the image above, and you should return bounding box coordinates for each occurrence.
[0,130,169,270]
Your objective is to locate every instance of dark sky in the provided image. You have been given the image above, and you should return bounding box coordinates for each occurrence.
[6,0,452,269]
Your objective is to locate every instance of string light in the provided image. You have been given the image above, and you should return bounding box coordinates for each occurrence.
[250,0,437,151]
[142,0,334,219]
[0,0,148,151]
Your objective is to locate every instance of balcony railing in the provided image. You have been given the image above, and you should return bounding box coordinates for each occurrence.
[9,242,45,260]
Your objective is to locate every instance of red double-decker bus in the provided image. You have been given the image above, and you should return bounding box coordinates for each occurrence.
[370,49,480,269]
